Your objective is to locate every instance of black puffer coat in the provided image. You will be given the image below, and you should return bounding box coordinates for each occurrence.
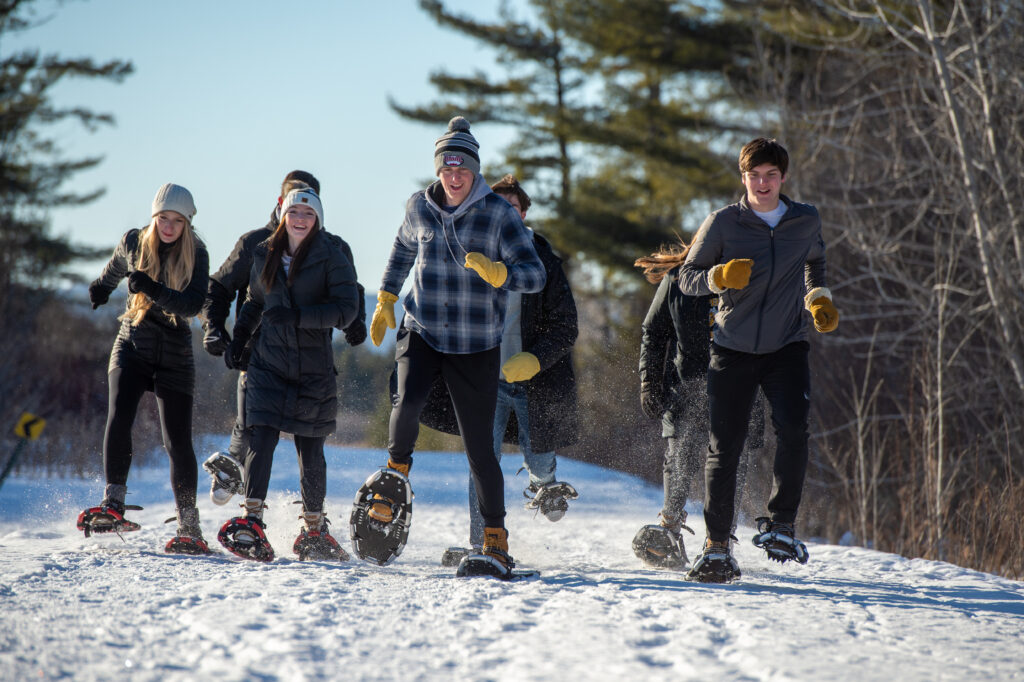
[233,229,360,437]
[91,228,209,395]
[417,233,579,452]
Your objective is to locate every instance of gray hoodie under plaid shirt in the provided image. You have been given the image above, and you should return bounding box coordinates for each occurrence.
[381,175,546,354]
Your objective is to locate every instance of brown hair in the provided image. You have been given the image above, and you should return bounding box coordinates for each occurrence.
[260,190,320,291]
[739,137,789,176]
[490,174,531,212]
[634,236,690,285]
[121,217,197,326]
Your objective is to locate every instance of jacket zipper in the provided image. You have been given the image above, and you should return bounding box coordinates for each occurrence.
[753,225,776,353]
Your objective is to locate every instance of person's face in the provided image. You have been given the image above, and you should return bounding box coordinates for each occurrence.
[284,204,318,246]
[439,167,475,206]
[155,211,187,243]
[497,192,527,221]
[741,163,786,212]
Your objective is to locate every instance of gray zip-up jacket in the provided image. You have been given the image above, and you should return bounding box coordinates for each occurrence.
[678,194,827,354]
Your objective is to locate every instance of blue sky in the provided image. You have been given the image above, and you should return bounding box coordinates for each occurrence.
[9,0,519,291]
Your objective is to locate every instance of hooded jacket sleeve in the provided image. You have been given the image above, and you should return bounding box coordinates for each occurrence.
[639,275,674,387]
[151,241,209,318]
[91,230,135,295]
[524,241,577,371]
[678,213,721,297]
[499,209,546,293]
[202,232,255,328]
[297,246,360,330]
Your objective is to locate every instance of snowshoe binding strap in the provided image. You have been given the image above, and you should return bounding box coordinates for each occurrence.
[752,517,809,564]
[632,525,688,570]
[455,554,539,581]
[165,536,214,555]
[218,516,275,562]
[685,546,741,583]
[77,505,141,538]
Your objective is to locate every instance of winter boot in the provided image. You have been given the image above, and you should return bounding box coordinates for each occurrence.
[481,526,515,570]
[293,510,350,562]
[632,511,694,570]
[752,517,809,564]
[165,506,213,555]
[685,537,742,584]
[219,498,274,562]
[203,452,244,506]
[77,485,142,537]
[523,481,579,522]
[367,459,411,523]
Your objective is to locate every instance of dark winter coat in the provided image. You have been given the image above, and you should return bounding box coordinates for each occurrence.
[233,229,360,437]
[201,207,366,339]
[91,228,210,395]
[679,194,827,354]
[417,233,579,452]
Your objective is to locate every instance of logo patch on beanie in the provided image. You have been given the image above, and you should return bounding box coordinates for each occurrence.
[301,197,309,203]
[443,154,465,167]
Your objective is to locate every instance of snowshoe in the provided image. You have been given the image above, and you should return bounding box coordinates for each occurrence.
[293,514,349,562]
[441,546,481,567]
[77,502,143,538]
[524,481,578,522]
[349,467,413,566]
[218,515,275,562]
[203,451,244,506]
[456,554,539,581]
[685,539,742,584]
[632,524,689,570]
[165,535,215,555]
[752,517,809,564]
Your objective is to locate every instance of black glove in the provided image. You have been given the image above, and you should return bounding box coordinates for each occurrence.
[203,323,231,356]
[640,380,664,420]
[344,319,367,347]
[88,280,109,310]
[225,334,250,371]
[127,270,163,298]
[262,306,299,326]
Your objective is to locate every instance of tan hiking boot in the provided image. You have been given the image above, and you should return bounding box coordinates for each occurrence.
[482,526,515,569]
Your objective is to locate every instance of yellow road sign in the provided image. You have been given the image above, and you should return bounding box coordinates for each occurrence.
[14,412,46,440]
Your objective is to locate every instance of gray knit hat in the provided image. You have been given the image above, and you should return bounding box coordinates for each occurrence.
[151,183,197,222]
[280,187,324,227]
[434,116,480,176]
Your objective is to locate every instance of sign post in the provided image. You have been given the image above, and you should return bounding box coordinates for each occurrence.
[0,412,47,492]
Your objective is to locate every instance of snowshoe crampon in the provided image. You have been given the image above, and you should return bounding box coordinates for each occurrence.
[218,516,274,562]
[524,481,578,522]
[349,468,412,566]
[77,504,142,538]
[632,524,688,570]
[294,527,350,562]
[685,542,741,584]
[751,517,809,564]
[441,546,478,567]
[165,536,214,556]
[203,452,244,506]
[456,554,539,581]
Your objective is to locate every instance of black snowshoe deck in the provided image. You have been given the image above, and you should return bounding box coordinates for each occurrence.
[685,548,742,584]
[752,518,809,564]
[632,524,688,570]
[456,554,539,581]
[203,452,244,496]
[77,504,143,537]
[524,481,578,521]
[349,468,412,566]
[218,516,275,562]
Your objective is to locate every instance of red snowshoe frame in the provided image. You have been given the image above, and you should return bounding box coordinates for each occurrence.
[77,505,142,538]
[218,516,275,562]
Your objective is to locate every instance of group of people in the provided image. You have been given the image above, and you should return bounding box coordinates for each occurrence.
[76,116,838,583]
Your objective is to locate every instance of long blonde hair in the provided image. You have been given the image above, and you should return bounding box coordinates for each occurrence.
[120,217,197,326]
[634,235,691,285]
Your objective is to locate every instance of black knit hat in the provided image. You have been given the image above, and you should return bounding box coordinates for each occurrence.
[434,116,480,176]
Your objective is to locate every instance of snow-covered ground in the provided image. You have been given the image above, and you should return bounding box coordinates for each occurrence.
[2,440,1023,681]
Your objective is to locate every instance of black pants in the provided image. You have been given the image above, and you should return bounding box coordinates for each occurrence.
[103,366,197,509]
[704,341,810,542]
[389,328,504,527]
[243,425,327,512]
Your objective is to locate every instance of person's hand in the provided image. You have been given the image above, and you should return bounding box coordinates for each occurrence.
[344,319,367,347]
[640,380,664,420]
[203,324,231,356]
[127,270,162,298]
[370,291,399,346]
[88,281,109,310]
[711,258,754,291]
[225,335,249,371]
[262,306,299,326]
[807,295,839,333]
[501,352,541,382]
[464,252,508,288]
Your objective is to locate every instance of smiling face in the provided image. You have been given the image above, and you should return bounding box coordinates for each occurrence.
[154,211,187,243]
[439,166,475,207]
[741,163,786,212]
[284,204,318,251]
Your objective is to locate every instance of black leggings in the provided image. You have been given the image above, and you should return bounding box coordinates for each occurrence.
[243,425,327,512]
[103,366,197,509]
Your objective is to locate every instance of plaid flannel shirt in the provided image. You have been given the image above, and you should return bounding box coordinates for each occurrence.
[381,176,546,354]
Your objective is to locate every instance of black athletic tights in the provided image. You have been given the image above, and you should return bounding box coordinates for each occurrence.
[103,366,197,509]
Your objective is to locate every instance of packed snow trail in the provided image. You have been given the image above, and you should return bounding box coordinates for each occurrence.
[2,443,1023,681]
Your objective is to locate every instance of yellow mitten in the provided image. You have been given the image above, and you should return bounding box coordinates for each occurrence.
[805,288,839,333]
[464,252,508,288]
[711,258,754,291]
[501,352,541,382]
[369,290,399,346]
